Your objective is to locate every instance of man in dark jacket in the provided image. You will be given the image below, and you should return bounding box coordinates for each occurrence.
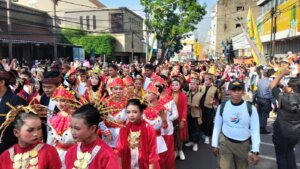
[269,69,300,169]
[0,68,27,154]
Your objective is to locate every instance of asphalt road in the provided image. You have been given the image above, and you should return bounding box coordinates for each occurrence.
[176,117,300,169]
[176,93,300,169]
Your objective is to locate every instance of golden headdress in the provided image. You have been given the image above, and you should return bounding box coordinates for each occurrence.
[88,68,101,77]
[0,103,49,143]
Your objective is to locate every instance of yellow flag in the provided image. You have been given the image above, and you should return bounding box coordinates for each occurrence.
[149,34,157,62]
[246,8,264,65]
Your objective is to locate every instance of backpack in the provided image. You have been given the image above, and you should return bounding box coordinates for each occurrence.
[220,100,252,117]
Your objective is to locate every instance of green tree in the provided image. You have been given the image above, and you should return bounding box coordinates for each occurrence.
[141,0,206,62]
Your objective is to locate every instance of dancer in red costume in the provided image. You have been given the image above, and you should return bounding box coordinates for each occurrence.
[47,85,78,168]
[0,106,61,169]
[156,77,178,168]
[123,75,138,99]
[99,77,127,148]
[65,104,120,169]
[144,83,168,169]
[116,99,159,169]
[171,77,188,160]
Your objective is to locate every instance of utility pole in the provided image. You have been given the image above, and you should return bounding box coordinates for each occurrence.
[131,31,134,63]
[53,0,58,60]
[269,7,274,59]
[7,0,12,60]
[271,0,278,60]
[145,6,149,63]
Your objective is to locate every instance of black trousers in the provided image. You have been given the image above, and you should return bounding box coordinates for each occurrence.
[201,107,215,137]
[257,97,272,130]
[187,114,201,142]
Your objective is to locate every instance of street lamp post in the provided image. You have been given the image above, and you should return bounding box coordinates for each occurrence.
[131,31,134,63]
[7,0,12,60]
[53,0,58,60]
[145,8,149,63]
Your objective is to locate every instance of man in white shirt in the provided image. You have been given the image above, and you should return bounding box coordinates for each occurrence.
[143,64,154,90]
[211,80,260,169]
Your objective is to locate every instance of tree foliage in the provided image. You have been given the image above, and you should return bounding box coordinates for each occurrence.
[140,0,206,61]
[60,28,116,57]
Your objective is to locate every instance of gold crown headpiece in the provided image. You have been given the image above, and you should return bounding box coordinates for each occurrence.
[0,103,50,143]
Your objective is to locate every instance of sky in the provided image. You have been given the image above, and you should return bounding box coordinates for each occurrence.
[99,0,217,44]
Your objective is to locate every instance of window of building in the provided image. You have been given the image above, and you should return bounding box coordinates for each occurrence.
[236,6,244,12]
[236,23,241,28]
[93,15,96,30]
[110,13,124,33]
[86,16,90,30]
[80,16,83,29]
[224,24,227,31]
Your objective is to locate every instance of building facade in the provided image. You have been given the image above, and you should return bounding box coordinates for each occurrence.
[64,8,144,63]
[257,0,300,57]
[215,0,260,57]
[14,0,145,63]
[0,0,76,62]
[14,0,106,18]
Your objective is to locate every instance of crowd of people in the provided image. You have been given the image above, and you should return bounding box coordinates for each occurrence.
[0,53,299,169]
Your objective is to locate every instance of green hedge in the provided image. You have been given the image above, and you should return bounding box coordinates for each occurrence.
[60,29,116,56]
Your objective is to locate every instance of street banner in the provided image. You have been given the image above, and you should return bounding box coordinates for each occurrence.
[246,8,266,65]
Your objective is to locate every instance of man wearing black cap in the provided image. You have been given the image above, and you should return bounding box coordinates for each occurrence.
[211,80,260,169]
[0,67,27,154]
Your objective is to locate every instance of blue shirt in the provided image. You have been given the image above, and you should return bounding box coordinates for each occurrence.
[254,77,275,103]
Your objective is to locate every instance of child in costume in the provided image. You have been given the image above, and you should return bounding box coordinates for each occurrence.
[144,83,168,168]
[65,104,120,169]
[116,99,159,169]
[84,68,104,104]
[99,78,127,148]
[47,85,79,168]
[134,73,145,98]
[156,76,178,167]
[0,105,61,169]
[170,77,188,160]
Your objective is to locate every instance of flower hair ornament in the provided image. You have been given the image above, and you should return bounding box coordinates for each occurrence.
[0,103,49,143]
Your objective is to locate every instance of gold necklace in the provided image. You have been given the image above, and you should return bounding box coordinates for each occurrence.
[128,130,141,149]
[10,144,42,169]
[73,143,101,169]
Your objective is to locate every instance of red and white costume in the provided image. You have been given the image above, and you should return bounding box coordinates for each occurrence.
[99,78,127,148]
[159,92,178,169]
[47,86,76,168]
[65,138,121,169]
[116,120,160,169]
[144,83,168,155]
[0,143,61,169]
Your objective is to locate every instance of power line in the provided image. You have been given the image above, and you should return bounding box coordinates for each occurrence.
[0,6,146,32]
[0,6,137,22]
[0,14,144,36]
[59,0,99,9]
